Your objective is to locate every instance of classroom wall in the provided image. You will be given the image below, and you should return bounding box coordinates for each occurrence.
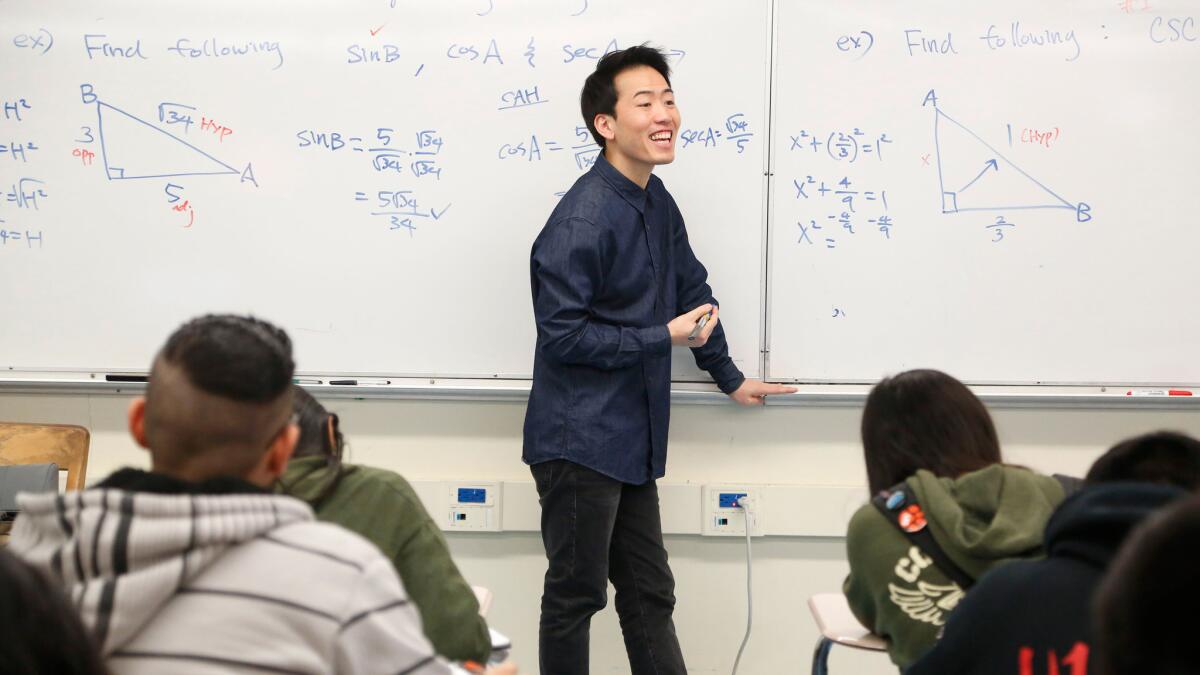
[2,391,1197,674]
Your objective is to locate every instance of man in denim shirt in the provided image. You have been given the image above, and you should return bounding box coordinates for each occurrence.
[524,45,796,674]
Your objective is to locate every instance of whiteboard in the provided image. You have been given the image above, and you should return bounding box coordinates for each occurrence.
[0,0,768,381]
[767,0,1200,384]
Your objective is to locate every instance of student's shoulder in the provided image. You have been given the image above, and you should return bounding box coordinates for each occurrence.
[267,519,396,572]
[978,554,1096,602]
[847,499,892,538]
[343,464,423,506]
[845,501,906,559]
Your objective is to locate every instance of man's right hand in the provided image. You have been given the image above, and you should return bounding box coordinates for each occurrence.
[668,304,719,347]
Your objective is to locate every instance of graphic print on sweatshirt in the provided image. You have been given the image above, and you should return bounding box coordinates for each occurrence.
[887,545,963,626]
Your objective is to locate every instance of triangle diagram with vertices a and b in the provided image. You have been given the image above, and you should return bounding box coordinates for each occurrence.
[97,102,238,180]
[934,108,1077,215]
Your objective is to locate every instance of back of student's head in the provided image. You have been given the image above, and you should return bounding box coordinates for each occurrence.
[279,385,354,508]
[861,369,1001,494]
[1094,495,1200,675]
[1085,431,1200,490]
[0,548,106,675]
[580,44,672,147]
[292,385,344,460]
[143,314,295,478]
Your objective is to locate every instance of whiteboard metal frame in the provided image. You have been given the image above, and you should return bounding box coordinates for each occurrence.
[759,0,781,382]
[1,374,1195,410]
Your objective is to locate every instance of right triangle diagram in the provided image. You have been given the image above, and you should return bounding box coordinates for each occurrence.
[97,102,239,181]
[935,109,1075,214]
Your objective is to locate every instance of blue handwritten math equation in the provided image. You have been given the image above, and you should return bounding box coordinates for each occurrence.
[1,96,47,248]
[787,128,892,164]
[0,179,48,251]
[0,140,39,162]
[985,215,1016,243]
[5,178,48,211]
[296,128,446,179]
[0,226,44,249]
[2,98,32,122]
[794,176,893,249]
[353,189,452,236]
[680,114,755,154]
[444,37,683,69]
[498,126,600,171]
[157,102,234,141]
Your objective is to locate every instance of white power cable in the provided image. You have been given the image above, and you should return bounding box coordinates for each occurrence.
[730,495,754,675]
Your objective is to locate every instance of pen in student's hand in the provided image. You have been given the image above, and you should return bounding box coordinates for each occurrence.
[687,313,711,342]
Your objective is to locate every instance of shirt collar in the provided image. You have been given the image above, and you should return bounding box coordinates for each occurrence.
[593,152,649,214]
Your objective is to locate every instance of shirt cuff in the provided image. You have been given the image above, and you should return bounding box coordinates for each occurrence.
[709,360,745,395]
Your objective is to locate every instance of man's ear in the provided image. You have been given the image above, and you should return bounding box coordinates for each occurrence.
[326,414,339,456]
[128,397,150,449]
[593,113,617,142]
[264,423,299,478]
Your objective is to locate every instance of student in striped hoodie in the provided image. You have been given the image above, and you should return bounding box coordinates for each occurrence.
[9,314,514,675]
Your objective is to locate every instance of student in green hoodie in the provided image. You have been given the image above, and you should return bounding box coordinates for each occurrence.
[842,369,1066,669]
[277,386,492,664]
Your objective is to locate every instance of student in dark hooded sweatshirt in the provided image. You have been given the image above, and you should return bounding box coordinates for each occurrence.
[907,430,1200,675]
[1093,493,1200,675]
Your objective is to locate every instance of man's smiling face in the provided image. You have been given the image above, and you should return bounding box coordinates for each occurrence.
[597,64,680,186]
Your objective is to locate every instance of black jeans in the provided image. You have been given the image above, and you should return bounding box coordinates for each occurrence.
[531,459,686,675]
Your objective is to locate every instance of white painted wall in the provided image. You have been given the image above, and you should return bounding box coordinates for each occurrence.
[2,391,1197,674]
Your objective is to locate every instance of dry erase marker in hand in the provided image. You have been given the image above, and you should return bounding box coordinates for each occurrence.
[688,312,712,341]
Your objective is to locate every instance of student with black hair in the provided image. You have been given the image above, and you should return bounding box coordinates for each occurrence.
[278,386,491,663]
[524,44,796,674]
[1094,493,1200,675]
[843,369,1067,669]
[0,548,107,675]
[908,431,1200,675]
[8,314,514,675]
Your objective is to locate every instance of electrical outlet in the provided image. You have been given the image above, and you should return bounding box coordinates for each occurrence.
[702,484,763,536]
[446,482,501,532]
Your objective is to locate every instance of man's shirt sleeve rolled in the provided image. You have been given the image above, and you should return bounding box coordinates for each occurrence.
[531,216,671,370]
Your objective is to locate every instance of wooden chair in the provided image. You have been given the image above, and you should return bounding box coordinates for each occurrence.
[808,593,888,675]
[0,422,90,491]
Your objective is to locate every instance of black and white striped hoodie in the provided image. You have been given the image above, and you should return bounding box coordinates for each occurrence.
[9,469,451,675]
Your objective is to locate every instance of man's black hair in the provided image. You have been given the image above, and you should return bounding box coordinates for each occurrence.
[144,314,296,474]
[580,44,672,148]
[1085,430,1200,490]
[157,314,294,402]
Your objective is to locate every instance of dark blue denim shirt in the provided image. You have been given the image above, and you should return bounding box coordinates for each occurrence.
[522,154,745,485]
